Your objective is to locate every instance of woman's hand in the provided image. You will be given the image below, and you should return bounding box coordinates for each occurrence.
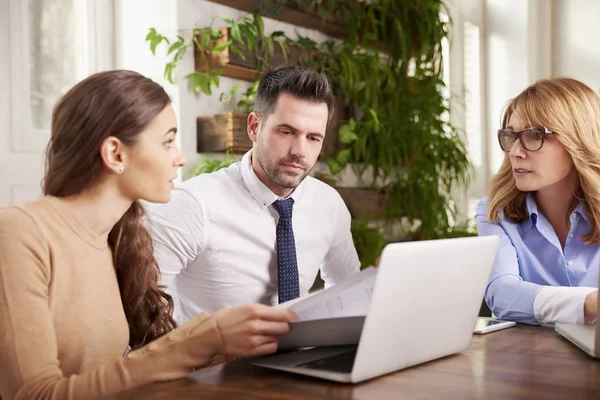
[212,304,298,358]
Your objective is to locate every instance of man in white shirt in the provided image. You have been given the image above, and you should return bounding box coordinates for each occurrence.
[146,66,360,322]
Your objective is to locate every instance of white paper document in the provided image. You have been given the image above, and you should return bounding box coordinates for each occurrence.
[278,267,378,321]
[275,267,378,349]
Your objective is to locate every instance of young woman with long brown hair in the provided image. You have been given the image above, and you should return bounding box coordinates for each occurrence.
[476,77,599,326]
[0,70,296,400]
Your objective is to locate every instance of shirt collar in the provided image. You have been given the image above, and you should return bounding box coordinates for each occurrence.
[574,201,590,224]
[240,150,305,209]
[522,192,590,233]
[521,193,538,233]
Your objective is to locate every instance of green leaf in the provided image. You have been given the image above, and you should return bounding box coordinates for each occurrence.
[164,62,175,84]
[173,46,187,63]
[265,38,274,58]
[246,35,255,52]
[325,158,343,175]
[368,108,381,132]
[273,36,288,62]
[209,73,220,87]
[254,13,264,36]
[192,74,203,94]
[201,32,210,49]
[200,78,211,95]
[167,41,183,55]
[336,148,352,166]
[348,118,356,131]
[150,36,162,55]
[229,43,243,59]
[192,35,201,51]
[212,40,231,54]
[338,124,358,144]
[145,28,156,42]
[231,24,242,43]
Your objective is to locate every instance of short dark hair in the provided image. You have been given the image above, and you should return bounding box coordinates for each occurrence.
[253,65,334,121]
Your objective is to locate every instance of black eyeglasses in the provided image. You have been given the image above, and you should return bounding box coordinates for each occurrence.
[497,127,554,152]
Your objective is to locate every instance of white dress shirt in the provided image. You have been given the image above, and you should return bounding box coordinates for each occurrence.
[146,150,360,322]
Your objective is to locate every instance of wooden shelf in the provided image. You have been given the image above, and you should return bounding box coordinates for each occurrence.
[194,26,303,82]
[195,27,261,82]
[336,187,389,218]
[206,0,348,39]
[197,112,252,153]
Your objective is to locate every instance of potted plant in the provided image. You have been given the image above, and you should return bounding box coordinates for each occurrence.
[146,12,291,95]
[148,0,472,241]
[196,81,258,153]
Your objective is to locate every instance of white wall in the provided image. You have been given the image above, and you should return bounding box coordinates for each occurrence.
[114,0,183,177]
[0,0,14,206]
[484,0,553,182]
[553,0,600,92]
[485,0,530,174]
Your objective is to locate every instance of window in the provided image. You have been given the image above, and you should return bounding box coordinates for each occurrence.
[9,0,113,152]
[463,21,482,170]
[442,0,486,226]
[463,21,484,221]
[29,0,89,132]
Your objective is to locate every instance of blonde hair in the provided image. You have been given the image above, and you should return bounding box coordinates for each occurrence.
[487,77,600,244]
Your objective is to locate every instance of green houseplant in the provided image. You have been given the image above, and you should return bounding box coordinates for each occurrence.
[351,220,388,269]
[282,0,472,240]
[186,152,238,179]
[146,12,289,96]
[147,0,474,244]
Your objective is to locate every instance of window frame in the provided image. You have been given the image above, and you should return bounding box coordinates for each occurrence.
[8,0,114,153]
[445,0,487,223]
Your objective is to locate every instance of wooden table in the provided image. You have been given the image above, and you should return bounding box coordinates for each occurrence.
[107,325,600,399]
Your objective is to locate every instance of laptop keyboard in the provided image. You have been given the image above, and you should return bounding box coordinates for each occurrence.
[296,349,357,373]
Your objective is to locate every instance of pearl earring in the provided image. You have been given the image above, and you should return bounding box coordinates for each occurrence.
[119,166,124,173]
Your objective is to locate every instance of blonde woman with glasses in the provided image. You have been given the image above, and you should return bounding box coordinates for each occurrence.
[476,77,599,326]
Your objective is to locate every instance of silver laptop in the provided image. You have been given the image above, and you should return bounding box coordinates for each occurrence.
[555,276,600,358]
[252,236,500,383]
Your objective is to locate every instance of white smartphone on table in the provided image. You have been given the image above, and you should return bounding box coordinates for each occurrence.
[473,317,516,334]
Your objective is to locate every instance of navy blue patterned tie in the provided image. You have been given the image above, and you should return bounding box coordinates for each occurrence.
[272,198,300,303]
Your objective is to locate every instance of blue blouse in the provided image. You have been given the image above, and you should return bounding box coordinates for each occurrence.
[476,194,599,324]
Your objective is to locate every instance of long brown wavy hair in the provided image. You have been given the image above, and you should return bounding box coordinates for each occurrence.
[487,77,600,244]
[43,70,176,348]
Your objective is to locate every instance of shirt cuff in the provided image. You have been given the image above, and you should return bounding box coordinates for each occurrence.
[533,286,597,325]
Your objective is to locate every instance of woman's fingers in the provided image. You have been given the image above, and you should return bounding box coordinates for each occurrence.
[253,320,291,336]
[251,340,279,357]
[248,304,299,323]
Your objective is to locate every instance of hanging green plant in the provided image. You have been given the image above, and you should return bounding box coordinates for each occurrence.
[146,12,289,96]
[147,0,473,241]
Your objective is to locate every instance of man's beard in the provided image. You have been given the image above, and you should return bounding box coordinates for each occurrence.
[255,147,312,189]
